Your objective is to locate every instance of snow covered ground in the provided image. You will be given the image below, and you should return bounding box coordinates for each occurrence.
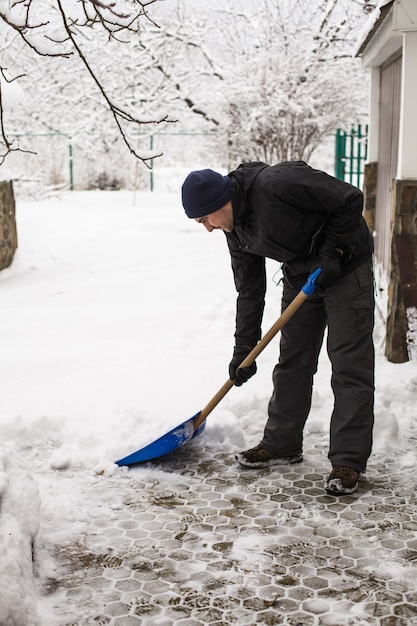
[0,188,416,625]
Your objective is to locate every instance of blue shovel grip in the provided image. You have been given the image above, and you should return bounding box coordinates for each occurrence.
[301,268,322,296]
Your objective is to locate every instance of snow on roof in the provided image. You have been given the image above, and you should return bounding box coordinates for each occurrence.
[355,0,394,56]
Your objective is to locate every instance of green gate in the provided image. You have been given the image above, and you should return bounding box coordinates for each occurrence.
[335,124,368,189]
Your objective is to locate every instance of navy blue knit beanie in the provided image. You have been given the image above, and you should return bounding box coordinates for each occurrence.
[182,169,231,219]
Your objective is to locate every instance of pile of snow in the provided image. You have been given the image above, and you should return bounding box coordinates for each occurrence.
[0,448,41,625]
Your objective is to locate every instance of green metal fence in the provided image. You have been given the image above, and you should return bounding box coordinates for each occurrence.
[335,124,368,189]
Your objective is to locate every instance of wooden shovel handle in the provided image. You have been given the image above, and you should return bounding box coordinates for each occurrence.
[193,288,309,431]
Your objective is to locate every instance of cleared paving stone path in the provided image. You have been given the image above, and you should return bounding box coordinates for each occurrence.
[39,433,417,626]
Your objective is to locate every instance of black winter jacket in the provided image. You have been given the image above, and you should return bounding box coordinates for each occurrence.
[225,160,374,347]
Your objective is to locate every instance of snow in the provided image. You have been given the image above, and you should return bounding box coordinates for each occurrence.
[0,75,28,110]
[0,450,41,626]
[0,188,416,624]
[355,0,394,55]
[406,305,417,360]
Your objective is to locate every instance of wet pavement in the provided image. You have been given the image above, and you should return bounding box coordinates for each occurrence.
[39,432,417,626]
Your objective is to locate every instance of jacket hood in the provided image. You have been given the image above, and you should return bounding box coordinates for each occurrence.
[229,162,269,223]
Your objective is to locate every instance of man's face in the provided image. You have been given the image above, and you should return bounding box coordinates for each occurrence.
[194,201,234,233]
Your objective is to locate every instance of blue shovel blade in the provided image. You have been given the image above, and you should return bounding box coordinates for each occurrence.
[115,413,206,466]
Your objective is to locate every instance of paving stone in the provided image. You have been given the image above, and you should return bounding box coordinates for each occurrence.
[41,432,417,625]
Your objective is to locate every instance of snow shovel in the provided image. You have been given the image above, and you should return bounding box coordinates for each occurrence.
[115,268,321,466]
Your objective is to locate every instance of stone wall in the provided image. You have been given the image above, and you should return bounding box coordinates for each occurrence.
[0,181,18,270]
[363,161,377,232]
[363,162,417,362]
[385,179,417,362]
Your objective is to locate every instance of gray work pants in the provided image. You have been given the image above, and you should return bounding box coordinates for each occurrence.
[261,259,375,473]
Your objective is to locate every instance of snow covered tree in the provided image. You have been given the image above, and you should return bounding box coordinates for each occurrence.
[131,0,369,167]
[0,0,370,188]
[218,0,369,165]
[0,0,171,167]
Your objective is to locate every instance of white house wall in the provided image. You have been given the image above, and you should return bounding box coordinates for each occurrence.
[370,0,417,180]
[393,0,417,31]
[367,67,381,163]
[397,30,417,178]
[375,55,402,273]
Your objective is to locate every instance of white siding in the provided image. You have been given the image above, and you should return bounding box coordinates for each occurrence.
[374,54,402,273]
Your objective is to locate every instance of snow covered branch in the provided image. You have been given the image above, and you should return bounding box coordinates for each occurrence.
[0,0,172,167]
[0,69,37,165]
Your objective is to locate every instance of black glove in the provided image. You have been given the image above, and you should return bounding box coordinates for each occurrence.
[312,243,343,289]
[229,345,257,386]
